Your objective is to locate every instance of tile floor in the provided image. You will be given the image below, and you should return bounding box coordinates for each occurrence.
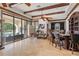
[0,37,79,56]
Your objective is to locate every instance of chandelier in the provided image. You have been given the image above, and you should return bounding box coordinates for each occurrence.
[37,5,51,21]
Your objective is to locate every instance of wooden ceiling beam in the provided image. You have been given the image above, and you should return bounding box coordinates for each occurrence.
[2,3,7,7]
[9,3,17,7]
[32,11,65,17]
[25,3,31,6]
[0,6,31,19]
[24,3,69,14]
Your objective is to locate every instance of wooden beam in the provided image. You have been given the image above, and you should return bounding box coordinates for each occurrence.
[0,6,31,19]
[9,3,17,7]
[2,3,7,7]
[48,19,65,22]
[24,3,69,14]
[25,3,31,7]
[32,11,65,17]
[65,3,79,20]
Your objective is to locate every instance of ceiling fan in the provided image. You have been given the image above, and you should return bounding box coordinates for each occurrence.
[25,3,31,7]
[41,15,52,21]
[36,5,52,21]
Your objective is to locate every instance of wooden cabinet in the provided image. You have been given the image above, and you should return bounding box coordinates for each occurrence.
[69,12,79,50]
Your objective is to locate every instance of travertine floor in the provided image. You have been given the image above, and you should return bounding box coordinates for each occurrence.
[0,37,79,56]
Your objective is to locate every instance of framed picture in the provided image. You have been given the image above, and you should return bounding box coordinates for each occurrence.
[39,24,45,29]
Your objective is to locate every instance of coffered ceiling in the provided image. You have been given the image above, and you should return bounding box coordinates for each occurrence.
[0,3,71,20]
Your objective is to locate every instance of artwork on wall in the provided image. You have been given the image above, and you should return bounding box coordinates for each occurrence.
[39,24,45,29]
[37,19,48,38]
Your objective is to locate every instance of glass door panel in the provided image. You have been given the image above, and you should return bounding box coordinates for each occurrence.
[15,18,21,41]
[24,20,28,38]
[0,20,1,46]
[22,20,28,39]
[2,14,14,44]
[22,20,24,39]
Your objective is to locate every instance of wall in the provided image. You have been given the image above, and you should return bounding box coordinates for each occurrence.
[48,21,51,30]
[38,19,48,34]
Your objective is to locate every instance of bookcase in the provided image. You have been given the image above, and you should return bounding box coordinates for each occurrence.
[69,12,79,51]
[69,12,79,34]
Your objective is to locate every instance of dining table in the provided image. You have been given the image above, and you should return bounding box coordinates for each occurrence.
[60,33,70,50]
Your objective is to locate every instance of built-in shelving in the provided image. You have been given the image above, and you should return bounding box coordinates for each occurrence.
[69,12,79,34]
[69,12,79,51]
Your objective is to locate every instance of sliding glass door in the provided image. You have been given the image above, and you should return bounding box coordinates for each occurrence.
[0,20,1,46]
[23,20,28,38]
[31,21,37,36]
[14,18,21,41]
[2,14,14,44]
[21,20,24,39]
[0,12,29,45]
[33,22,37,33]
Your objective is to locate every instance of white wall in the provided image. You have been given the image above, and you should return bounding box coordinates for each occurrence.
[48,21,51,30]
[38,19,48,34]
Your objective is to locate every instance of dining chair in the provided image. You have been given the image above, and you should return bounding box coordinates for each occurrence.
[53,32,63,50]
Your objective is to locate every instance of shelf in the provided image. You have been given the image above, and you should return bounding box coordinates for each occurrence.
[69,12,79,35]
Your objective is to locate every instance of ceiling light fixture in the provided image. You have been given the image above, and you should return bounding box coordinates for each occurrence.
[37,5,50,21]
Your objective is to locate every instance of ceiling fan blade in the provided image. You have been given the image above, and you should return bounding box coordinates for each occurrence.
[25,3,31,6]
[2,3,7,7]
